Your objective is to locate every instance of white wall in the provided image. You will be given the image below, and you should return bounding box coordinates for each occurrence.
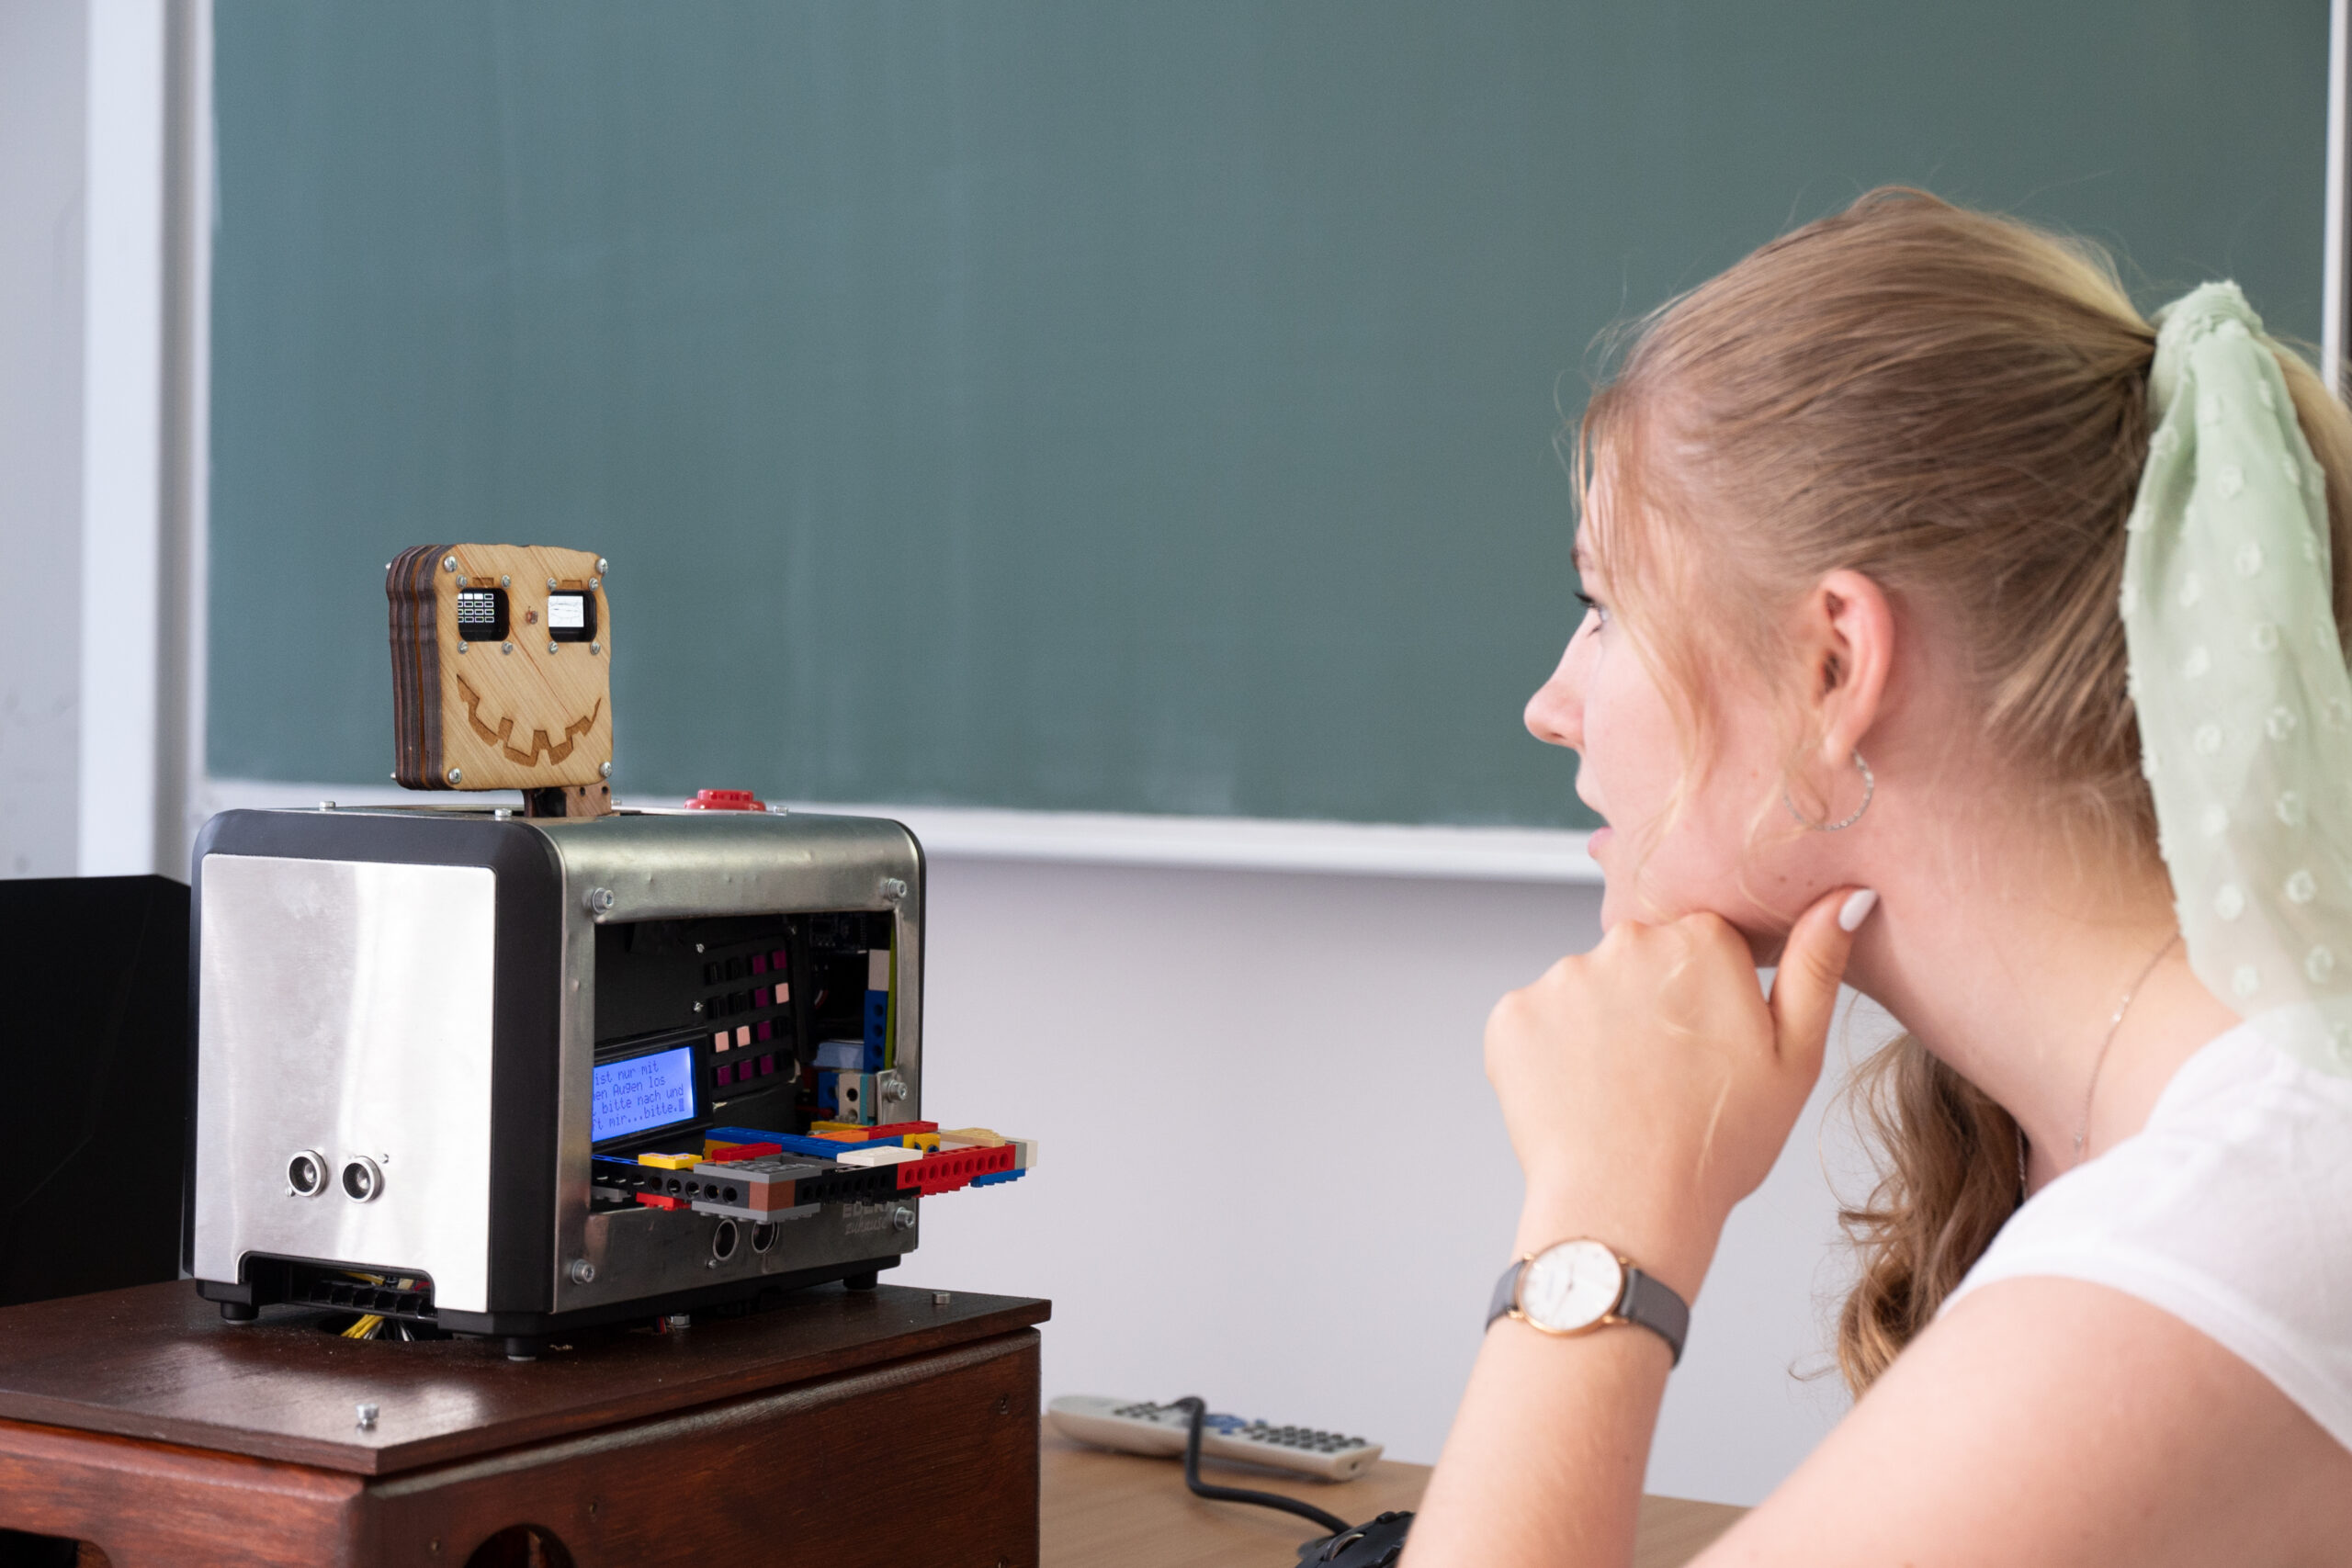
[0,0,191,884]
[896,852,1883,1504]
[0,0,88,878]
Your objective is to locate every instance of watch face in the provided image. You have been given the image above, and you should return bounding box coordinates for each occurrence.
[1520,1239,1624,1333]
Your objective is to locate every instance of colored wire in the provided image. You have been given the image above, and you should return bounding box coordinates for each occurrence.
[1170,1396,1351,1537]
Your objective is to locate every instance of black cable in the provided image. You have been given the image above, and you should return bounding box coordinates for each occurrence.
[1170,1395,1352,1537]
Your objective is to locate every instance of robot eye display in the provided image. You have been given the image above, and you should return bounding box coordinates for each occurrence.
[547,591,596,641]
[455,587,508,640]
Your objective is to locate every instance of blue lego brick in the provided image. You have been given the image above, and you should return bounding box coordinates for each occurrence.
[970,1168,1028,1188]
[864,991,889,1053]
[705,1125,795,1146]
[709,1128,914,1160]
[703,1124,918,1160]
[816,1069,838,1111]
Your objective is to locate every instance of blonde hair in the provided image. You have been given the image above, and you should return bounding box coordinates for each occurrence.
[1573,188,2352,1393]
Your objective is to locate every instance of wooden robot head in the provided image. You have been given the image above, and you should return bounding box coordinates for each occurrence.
[387,545,614,814]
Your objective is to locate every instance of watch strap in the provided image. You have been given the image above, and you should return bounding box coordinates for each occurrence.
[1484,1258,1526,1332]
[1618,1267,1689,1367]
[1483,1253,1690,1368]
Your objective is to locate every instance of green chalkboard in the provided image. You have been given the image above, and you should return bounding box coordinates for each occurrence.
[209,1,2328,827]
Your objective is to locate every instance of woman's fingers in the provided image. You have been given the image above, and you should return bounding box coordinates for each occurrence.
[1766,887,1876,1073]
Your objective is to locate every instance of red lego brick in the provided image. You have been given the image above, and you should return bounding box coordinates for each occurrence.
[636,1193,689,1211]
[863,1121,940,1139]
[894,1144,1018,1196]
[704,1140,784,1163]
[684,788,766,811]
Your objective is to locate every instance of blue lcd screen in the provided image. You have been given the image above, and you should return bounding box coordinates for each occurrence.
[593,1046,697,1143]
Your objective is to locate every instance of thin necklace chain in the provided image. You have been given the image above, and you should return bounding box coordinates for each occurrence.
[2071,931,2182,1168]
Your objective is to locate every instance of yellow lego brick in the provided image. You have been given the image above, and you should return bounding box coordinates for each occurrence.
[902,1133,942,1153]
[808,1121,863,1133]
[637,1151,699,1169]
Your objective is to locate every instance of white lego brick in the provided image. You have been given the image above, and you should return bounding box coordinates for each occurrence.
[867,948,891,991]
[839,1145,922,1168]
[813,1039,865,1070]
[835,1070,875,1123]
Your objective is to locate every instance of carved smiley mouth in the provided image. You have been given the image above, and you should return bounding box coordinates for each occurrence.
[455,674,602,766]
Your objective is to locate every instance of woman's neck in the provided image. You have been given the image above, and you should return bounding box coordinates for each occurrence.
[1838,820,2241,1191]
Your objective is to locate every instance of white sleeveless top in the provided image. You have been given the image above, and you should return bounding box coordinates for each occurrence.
[1944,1008,2352,1450]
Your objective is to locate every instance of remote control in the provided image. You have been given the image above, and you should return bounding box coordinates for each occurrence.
[1047,1395,1383,1481]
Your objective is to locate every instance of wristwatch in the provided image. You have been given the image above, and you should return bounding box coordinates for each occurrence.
[1486,1238,1690,1366]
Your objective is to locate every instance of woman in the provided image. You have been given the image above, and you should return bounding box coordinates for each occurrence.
[1407,190,2352,1565]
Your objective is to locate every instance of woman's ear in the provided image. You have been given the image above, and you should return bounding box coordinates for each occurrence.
[1805,569,1895,760]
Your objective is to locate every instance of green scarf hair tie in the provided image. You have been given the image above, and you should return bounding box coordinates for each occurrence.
[2125,281,2352,1072]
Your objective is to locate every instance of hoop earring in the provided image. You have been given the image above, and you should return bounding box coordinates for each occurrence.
[1782,749,1874,832]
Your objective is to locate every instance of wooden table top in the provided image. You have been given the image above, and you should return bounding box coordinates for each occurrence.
[1039,1432,1744,1568]
[0,1280,1048,1476]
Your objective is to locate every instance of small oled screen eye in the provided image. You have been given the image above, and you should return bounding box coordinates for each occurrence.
[456,587,508,640]
[547,591,596,641]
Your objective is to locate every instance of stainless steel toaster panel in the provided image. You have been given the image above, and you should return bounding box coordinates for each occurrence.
[192,853,501,1312]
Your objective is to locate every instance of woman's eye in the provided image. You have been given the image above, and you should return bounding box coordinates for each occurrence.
[1575,591,1610,626]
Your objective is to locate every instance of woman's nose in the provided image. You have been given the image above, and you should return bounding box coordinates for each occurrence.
[1523,635,1585,750]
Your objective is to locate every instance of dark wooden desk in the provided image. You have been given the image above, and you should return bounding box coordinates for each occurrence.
[0,1280,1049,1567]
[1039,1432,1745,1567]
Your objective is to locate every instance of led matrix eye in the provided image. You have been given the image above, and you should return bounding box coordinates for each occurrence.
[456,587,508,640]
[547,591,597,642]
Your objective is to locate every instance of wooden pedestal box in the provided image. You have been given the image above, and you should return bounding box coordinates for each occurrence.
[0,1281,1046,1568]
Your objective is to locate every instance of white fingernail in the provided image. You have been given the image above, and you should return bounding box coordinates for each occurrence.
[1838,889,1879,932]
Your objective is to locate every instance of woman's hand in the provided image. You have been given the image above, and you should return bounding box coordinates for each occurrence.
[1484,887,1873,1299]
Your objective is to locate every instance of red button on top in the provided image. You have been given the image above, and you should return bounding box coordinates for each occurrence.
[684,789,766,811]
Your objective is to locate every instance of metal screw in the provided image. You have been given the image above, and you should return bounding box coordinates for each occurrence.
[356,1403,379,1429]
[891,1205,916,1232]
[318,800,336,810]
[500,574,511,587]
[492,807,511,819]
[547,577,558,590]
[880,877,908,902]
[569,1258,596,1284]
[457,641,468,654]
[502,641,514,655]
[589,576,601,590]
[597,557,609,573]
[599,761,612,778]
[446,767,462,784]
[933,1291,951,1306]
[692,999,705,1013]
[589,641,601,655]
[548,641,559,654]
[441,555,456,571]
[587,887,616,914]
[456,574,468,587]
[878,1071,908,1102]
